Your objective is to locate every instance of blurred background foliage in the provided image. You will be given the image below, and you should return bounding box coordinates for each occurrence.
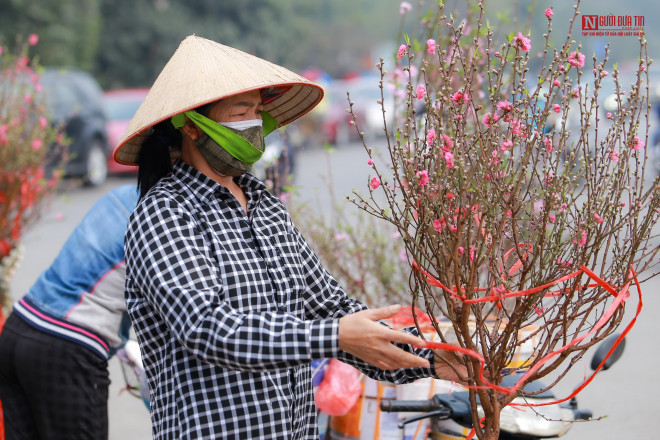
[1,0,657,90]
[0,0,402,88]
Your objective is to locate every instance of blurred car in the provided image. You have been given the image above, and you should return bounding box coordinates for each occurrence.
[322,77,394,144]
[41,68,110,186]
[102,88,149,174]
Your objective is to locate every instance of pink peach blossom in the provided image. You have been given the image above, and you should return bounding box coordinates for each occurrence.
[544,8,553,19]
[416,84,426,100]
[481,112,499,127]
[500,140,513,151]
[497,101,512,112]
[631,135,644,151]
[426,128,436,145]
[450,91,468,104]
[440,134,453,151]
[370,176,380,190]
[509,119,525,135]
[543,136,553,152]
[444,151,454,168]
[578,230,587,247]
[513,32,531,51]
[568,51,585,68]
[397,44,406,59]
[427,39,436,54]
[416,170,429,186]
[433,217,446,232]
[28,33,39,46]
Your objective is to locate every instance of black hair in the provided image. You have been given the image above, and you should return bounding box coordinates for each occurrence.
[137,120,182,199]
[136,103,215,199]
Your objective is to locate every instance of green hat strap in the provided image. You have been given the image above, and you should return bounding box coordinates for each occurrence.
[171,110,278,165]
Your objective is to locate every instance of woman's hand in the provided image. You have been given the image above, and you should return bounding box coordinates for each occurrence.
[433,350,469,384]
[338,304,431,370]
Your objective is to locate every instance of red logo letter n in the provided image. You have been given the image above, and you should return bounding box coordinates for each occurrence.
[583,15,598,30]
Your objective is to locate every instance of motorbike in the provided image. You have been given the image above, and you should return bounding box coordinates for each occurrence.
[117,339,150,409]
[379,334,625,439]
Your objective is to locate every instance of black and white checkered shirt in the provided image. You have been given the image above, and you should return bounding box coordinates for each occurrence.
[125,160,435,439]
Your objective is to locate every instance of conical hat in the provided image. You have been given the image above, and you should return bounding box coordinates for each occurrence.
[113,35,324,165]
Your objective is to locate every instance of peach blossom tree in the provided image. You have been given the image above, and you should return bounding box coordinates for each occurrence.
[0,35,66,317]
[347,1,659,438]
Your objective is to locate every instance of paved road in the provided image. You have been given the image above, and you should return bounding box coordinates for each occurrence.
[7,141,659,439]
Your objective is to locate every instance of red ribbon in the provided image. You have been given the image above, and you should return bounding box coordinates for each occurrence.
[414,264,640,439]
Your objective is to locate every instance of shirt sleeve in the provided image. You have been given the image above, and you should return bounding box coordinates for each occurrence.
[290,221,437,384]
[125,195,337,372]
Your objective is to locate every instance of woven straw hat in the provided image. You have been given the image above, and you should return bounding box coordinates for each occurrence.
[113,35,324,165]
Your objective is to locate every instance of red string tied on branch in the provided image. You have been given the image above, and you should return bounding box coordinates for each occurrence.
[412,262,640,440]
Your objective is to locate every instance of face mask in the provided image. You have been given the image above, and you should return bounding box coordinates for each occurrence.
[171,110,277,176]
[220,119,263,131]
[195,123,265,176]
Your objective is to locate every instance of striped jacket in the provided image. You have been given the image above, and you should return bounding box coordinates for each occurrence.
[13,184,138,359]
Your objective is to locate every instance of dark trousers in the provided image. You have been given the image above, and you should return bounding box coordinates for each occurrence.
[0,313,110,440]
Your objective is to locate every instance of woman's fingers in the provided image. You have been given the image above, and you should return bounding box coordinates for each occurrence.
[433,350,469,384]
[338,306,430,370]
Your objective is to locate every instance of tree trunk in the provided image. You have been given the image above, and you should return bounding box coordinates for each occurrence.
[476,420,500,440]
[472,399,501,440]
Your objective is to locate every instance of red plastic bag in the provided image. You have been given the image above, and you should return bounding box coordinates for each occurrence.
[314,359,362,416]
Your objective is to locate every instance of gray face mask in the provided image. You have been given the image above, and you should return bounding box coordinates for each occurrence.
[194,124,265,177]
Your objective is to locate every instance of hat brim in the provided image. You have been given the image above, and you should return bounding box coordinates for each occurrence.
[113,36,324,166]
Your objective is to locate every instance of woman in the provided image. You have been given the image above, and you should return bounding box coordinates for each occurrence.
[114,35,464,439]
[0,184,139,439]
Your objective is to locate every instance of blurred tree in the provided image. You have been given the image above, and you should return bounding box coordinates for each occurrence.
[93,0,192,88]
[0,0,400,87]
[94,0,400,88]
[0,0,101,71]
[5,0,652,91]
